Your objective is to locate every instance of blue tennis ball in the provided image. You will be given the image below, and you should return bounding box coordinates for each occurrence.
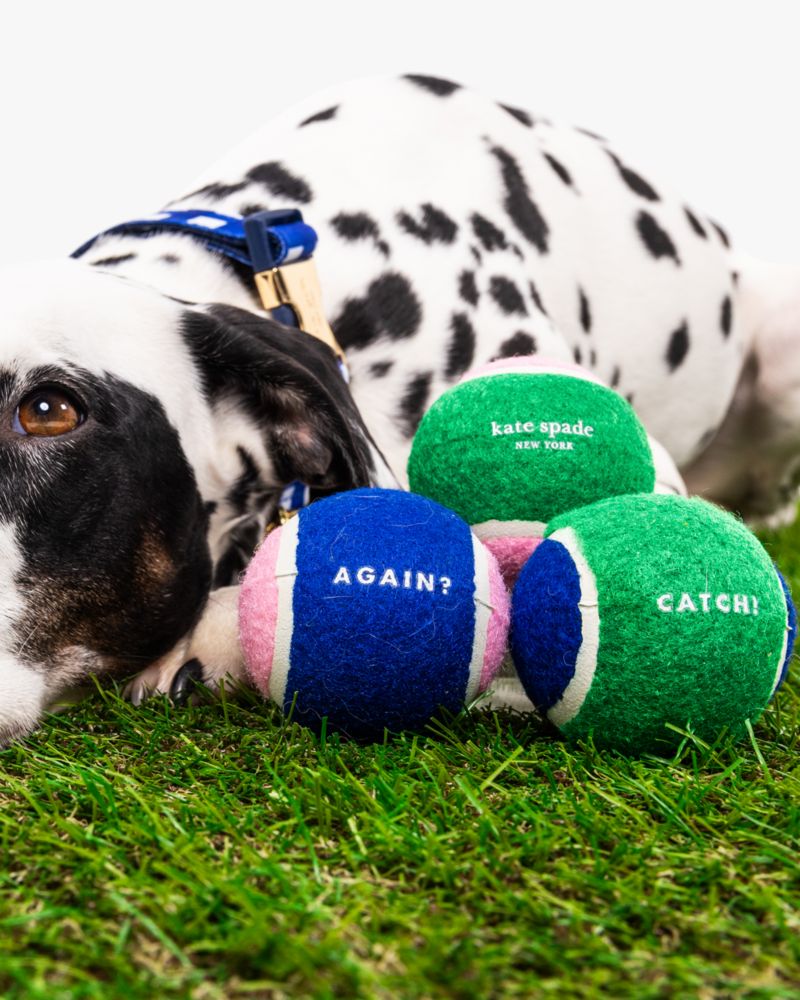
[239,489,510,740]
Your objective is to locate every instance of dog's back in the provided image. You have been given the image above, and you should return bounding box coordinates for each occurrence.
[94,74,743,477]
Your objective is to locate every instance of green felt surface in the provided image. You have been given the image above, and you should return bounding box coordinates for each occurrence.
[408,372,655,525]
[547,495,788,754]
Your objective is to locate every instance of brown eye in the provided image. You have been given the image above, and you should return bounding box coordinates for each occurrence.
[14,387,84,437]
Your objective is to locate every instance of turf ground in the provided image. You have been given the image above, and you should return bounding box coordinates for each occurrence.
[2,515,800,999]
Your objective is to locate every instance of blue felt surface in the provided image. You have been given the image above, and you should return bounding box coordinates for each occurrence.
[511,539,582,712]
[285,488,478,739]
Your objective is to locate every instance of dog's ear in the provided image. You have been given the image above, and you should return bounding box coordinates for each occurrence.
[181,304,392,490]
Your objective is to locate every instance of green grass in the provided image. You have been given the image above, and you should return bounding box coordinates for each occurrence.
[3,517,800,998]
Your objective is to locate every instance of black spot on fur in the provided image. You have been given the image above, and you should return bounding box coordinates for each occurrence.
[577,127,606,141]
[332,273,423,350]
[636,212,681,265]
[573,345,583,364]
[684,207,707,238]
[369,360,394,378]
[720,296,733,338]
[184,180,247,201]
[397,204,458,244]
[471,214,508,252]
[709,219,731,248]
[543,153,574,188]
[331,212,379,241]
[731,270,739,286]
[610,365,621,388]
[499,104,533,127]
[299,105,338,127]
[666,321,690,371]
[90,253,136,268]
[589,348,597,367]
[159,253,180,265]
[330,211,390,257]
[625,392,635,405]
[607,153,659,201]
[239,203,268,217]
[247,162,312,203]
[528,280,547,315]
[459,270,480,307]
[400,372,433,437]
[578,287,592,333]
[490,145,550,252]
[495,332,537,359]
[445,314,476,378]
[403,74,461,96]
[489,276,528,316]
[471,246,482,265]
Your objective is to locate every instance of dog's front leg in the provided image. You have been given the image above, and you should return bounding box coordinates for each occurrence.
[125,585,248,705]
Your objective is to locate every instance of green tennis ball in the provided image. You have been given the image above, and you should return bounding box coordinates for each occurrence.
[407,358,655,583]
[510,493,797,755]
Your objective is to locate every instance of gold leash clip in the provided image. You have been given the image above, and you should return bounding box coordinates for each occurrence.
[253,258,347,367]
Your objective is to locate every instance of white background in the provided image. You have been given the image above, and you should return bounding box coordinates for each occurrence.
[0,0,798,266]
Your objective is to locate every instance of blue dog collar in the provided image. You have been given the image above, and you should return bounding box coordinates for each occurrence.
[72,208,317,270]
[72,208,347,378]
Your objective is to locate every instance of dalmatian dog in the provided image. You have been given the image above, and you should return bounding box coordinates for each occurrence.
[1,73,798,742]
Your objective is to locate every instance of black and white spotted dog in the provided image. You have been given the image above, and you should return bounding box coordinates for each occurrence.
[1,73,798,741]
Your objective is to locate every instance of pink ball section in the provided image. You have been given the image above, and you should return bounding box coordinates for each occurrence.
[461,354,604,385]
[238,526,282,697]
[484,534,543,588]
[481,544,511,690]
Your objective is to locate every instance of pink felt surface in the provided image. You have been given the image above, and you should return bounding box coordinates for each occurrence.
[484,534,543,588]
[238,527,283,697]
[461,355,603,384]
[479,545,512,692]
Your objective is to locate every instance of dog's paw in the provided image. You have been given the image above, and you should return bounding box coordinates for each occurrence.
[124,585,249,706]
[124,640,190,705]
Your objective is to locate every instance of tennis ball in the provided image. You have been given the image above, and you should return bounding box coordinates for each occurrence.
[407,357,655,584]
[239,488,509,740]
[510,493,797,755]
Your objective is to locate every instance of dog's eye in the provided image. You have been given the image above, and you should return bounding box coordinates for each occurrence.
[14,387,84,437]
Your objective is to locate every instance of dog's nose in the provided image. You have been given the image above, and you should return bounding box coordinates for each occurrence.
[169,657,205,705]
